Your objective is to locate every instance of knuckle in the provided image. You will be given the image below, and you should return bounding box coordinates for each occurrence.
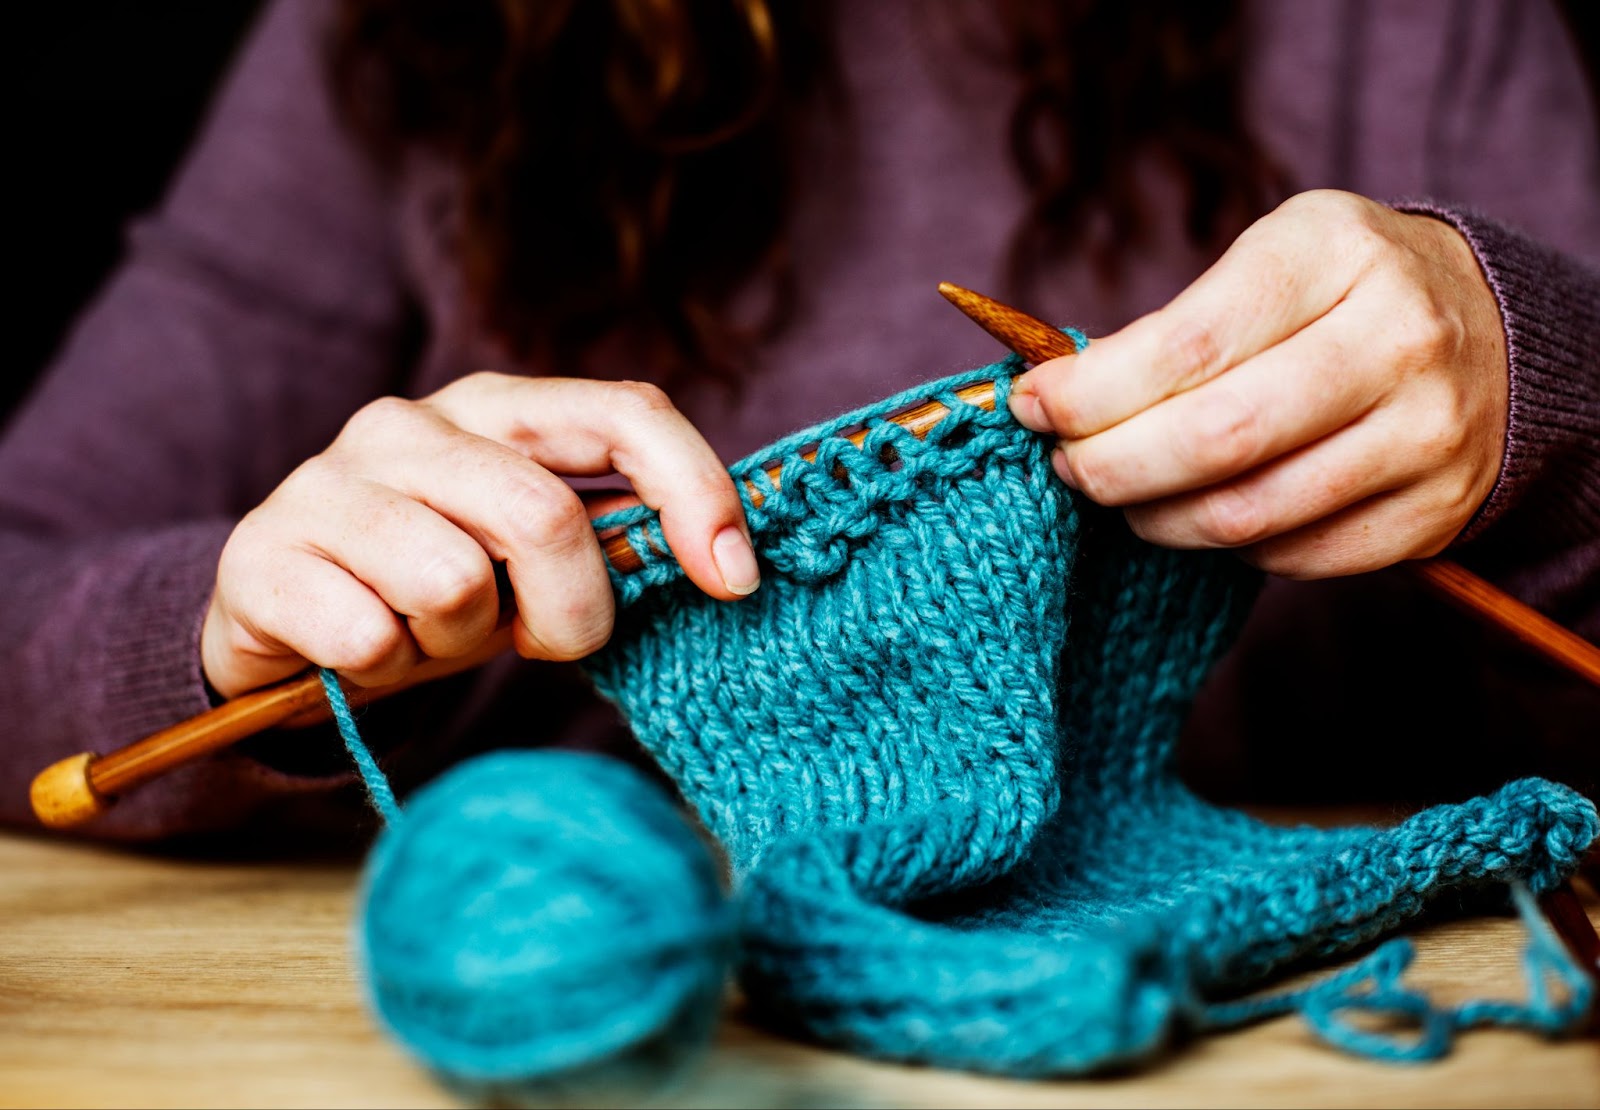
[275,456,337,500]
[218,510,297,585]
[1245,543,1306,578]
[434,369,507,404]
[220,510,270,563]
[1242,532,1328,579]
[1280,188,1340,215]
[1410,525,1455,560]
[1298,187,1361,218]
[1433,471,1483,533]
[1180,388,1261,475]
[528,605,614,662]
[558,619,615,660]
[220,613,272,661]
[1414,405,1467,462]
[503,477,591,551]
[341,395,419,445]
[611,380,674,417]
[1312,463,1363,508]
[1198,486,1269,547]
[1159,318,1224,387]
[1121,505,1162,545]
[1279,188,1384,251]
[331,616,405,674]
[689,469,741,512]
[1347,221,1399,272]
[459,369,507,391]
[415,552,491,616]
[1390,302,1456,365]
[1337,222,1387,270]
[1280,188,1365,232]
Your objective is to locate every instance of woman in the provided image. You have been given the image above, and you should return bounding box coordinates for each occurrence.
[2,0,1595,837]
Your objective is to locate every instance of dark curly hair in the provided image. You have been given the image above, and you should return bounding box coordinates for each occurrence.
[329,1,1285,387]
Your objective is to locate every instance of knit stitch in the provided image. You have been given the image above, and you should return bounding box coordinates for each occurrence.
[335,358,1597,1080]
[579,359,1598,1073]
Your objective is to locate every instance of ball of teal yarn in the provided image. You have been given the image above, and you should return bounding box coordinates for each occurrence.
[357,750,734,1095]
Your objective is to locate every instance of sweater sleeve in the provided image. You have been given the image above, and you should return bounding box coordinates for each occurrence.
[0,0,412,837]
[1396,203,1600,642]
[1386,1,1600,642]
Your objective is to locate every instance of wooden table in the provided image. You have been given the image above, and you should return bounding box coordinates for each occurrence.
[1,820,1595,1109]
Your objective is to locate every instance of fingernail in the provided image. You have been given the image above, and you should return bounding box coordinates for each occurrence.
[1051,446,1079,490]
[1009,386,1050,432]
[713,525,760,596]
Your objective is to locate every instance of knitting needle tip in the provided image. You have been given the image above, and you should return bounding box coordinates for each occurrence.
[936,281,1080,364]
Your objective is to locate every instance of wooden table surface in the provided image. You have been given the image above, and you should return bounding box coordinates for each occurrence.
[1,819,1595,1110]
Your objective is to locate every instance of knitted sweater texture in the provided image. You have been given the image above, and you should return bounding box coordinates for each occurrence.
[581,363,1598,1073]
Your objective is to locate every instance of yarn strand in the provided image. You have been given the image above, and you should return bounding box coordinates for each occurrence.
[1200,882,1595,1062]
[319,667,402,826]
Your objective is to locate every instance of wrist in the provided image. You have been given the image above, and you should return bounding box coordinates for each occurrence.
[1391,200,1600,556]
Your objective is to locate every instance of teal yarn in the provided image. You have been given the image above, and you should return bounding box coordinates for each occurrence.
[1201,885,1593,1062]
[320,668,400,824]
[329,355,1598,1084]
[584,361,1597,1072]
[329,699,734,1094]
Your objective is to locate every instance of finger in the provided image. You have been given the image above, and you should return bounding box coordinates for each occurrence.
[344,422,618,661]
[579,488,645,518]
[295,476,501,661]
[1014,191,1378,439]
[234,547,420,688]
[1238,486,1464,579]
[1057,309,1381,506]
[1122,405,1426,552]
[426,374,757,600]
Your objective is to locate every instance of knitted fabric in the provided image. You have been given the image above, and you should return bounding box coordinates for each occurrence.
[577,359,1598,1073]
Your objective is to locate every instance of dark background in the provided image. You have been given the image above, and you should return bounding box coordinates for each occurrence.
[6,2,1598,428]
[8,2,263,422]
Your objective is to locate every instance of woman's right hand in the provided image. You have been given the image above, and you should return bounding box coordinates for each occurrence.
[201,373,759,700]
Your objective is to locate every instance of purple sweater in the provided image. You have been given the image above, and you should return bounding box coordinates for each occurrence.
[3,0,1597,838]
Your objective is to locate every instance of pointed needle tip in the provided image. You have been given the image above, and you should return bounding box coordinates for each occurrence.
[933,281,1077,364]
[936,280,974,305]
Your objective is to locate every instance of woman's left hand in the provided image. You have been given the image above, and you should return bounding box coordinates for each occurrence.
[1008,189,1508,578]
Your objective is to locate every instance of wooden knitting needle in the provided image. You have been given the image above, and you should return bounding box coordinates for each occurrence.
[29,379,998,829]
[30,284,1600,828]
[936,281,1600,689]
[603,378,998,572]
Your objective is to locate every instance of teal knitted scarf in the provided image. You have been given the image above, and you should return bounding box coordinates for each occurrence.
[346,359,1597,1085]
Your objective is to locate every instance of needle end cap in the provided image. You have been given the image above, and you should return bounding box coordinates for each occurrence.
[30,753,110,829]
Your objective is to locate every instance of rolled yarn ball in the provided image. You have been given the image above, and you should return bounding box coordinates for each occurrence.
[357,750,734,1095]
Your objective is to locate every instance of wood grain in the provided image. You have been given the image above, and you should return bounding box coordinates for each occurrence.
[2,812,1594,1110]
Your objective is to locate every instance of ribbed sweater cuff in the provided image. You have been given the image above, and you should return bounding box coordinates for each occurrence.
[84,522,228,744]
[53,522,349,838]
[1393,200,1600,549]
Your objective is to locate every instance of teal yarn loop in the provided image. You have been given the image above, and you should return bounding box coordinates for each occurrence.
[1200,885,1595,1063]
[321,674,733,1094]
[588,357,1079,605]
